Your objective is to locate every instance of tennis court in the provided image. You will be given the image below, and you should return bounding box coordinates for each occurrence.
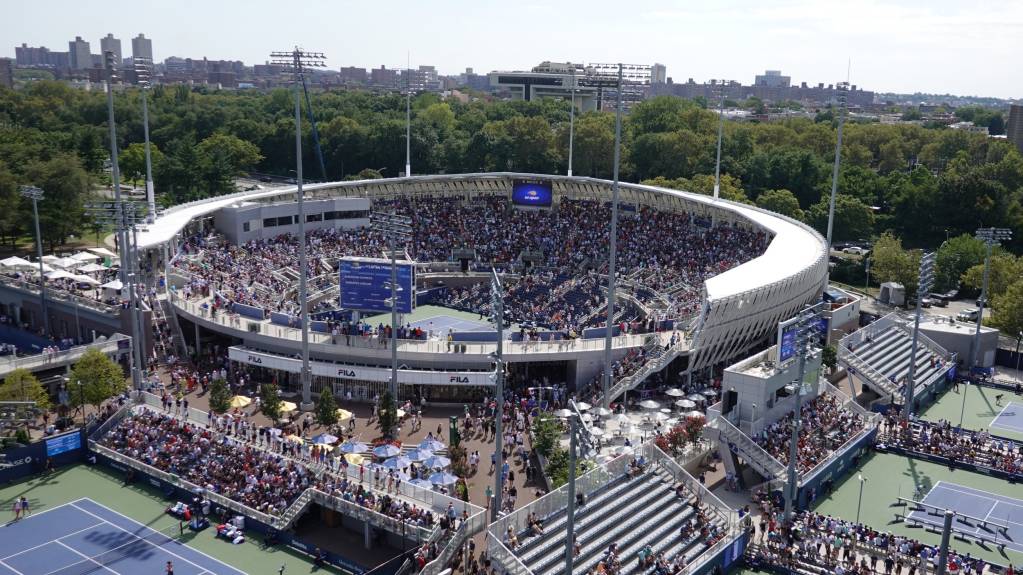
[906,481,1023,554]
[0,498,245,575]
[409,314,491,334]
[990,401,1023,434]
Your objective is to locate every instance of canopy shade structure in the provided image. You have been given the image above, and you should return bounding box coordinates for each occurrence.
[87,247,118,258]
[0,256,33,268]
[76,263,108,273]
[70,251,101,262]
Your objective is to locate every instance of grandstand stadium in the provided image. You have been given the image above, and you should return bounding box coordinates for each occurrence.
[141,173,828,408]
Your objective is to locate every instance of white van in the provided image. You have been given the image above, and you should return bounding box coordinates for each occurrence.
[956,308,979,322]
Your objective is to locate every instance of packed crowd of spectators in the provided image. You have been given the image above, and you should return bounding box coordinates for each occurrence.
[750,508,995,575]
[880,417,1022,477]
[753,394,867,473]
[101,409,312,517]
[171,196,768,332]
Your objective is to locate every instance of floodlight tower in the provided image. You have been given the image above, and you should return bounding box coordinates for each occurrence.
[824,81,849,280]
[405,54,412,177]
[134,57,157,223]
[104,50,127,288]
[783,303,826,522]
[970,228,1012,370]
[601,64,624,409]
[903,252,936,421]
[270,47,326,410]
[19,186,48,334]
[712,80,731,200]
[371,211,412,404]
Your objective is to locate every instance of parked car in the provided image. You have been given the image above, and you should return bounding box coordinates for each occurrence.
[927,294,949,307]
[259,176,273,183]
[842,246,870,255]
[957,308,979,322]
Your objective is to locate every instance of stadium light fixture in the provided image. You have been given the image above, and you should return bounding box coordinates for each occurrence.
[969,227,1012,370]
[711,80,732,200]
[134,57,157,223]
[903,252,936,421]
[19,186,48,335]
[371,211,412,409]
[490,268,505,524]
[270,47,327,411]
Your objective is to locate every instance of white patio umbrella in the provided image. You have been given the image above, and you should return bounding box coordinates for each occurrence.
[41,255,62,265]
[100,279,124,290]
[70,251,101,262]
[574,401,592,411]
[77,263,107,273]
[664,388,685,397]
[429,471,459,486]
[383,455,412,470]
[423,455,451,469]
[639,400,661,410]
[87,247,118,258]
[591,406,613,417]
[675,399,697,409]
[0,256,33,268]
[51,257,81,269]
[71,274,100,285]
[685,411,706,420]
[45,269,75,280]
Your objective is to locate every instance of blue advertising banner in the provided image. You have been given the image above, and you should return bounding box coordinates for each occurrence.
[339,257,415,314]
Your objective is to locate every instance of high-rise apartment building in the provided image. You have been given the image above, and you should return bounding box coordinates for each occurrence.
[1008,104,1023,154]
[132,34,153,62]
[68,36,91,69]
[651,63,667,84]
[100,33,121,66]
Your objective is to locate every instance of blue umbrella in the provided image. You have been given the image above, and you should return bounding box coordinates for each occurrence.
[429,471,459,486]
[424,455,452,469]
[409,478,434,489]
[392,471,412,482]
[339,441,368,454]
[373,444,402,458]
[419,438,446,452]
[384,455,412,470]
[312,433,338,445]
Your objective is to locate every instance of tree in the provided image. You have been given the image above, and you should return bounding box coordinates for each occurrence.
[531,414,562,458]
[935,234,987,293]
[821,345,837,371]
[870,233,922,298]
[119,142,164,188]
[756,189,805,220]
[260,382,282,423]
[208,378,230,414]
[23,154,89,249]
[806,194,875,243]
[378,390,397,438]
[990,279,1023,337]
[195,132,263,195]
[316,387,339,428]
[0,368,51,411]
[0,161,21,248]
[962,253,1023,301]
[69,348,127,414]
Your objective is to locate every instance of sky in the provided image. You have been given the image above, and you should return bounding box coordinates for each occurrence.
[4,0,1021,99]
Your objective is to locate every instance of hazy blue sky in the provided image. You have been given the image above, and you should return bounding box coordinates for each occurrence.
[5,0,1021,98]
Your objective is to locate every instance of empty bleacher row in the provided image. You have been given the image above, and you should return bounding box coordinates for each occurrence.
[506,467,726,574]
[839,314,953,401]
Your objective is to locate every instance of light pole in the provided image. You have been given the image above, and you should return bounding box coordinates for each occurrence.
[970,228,1011,371]
[567,66,576,177]
[1015,332,1022,375]
[270,48,326,411]
[601,63,624,409]
[19,185,48,334]
[855,473,867,523]
[783,304,825,522]
[134,58,157,223]
[560,399,594,575]
[104,51,127,289]
[958,379,969,430]
[371,211,412,404]
[903,252,936,421]
[490,268,505,523]
[405,55,412,178]
[712,80,729,200]
[824,82,849,283]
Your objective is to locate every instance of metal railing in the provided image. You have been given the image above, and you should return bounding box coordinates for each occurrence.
[420,508,489,575]
[0,334,129,376]
[0,274,121,315]
[309,490,435,543]
[709,415,787,479]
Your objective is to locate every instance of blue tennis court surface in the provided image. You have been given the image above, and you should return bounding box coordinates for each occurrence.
[410,314,491,334]
[991,401,1023,433]
[0,498,244,575]
[907,481,1023,553]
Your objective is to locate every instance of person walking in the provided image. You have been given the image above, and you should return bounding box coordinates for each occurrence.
[166,560,174,574]
[12,497,22,521]
[19,497,29,517]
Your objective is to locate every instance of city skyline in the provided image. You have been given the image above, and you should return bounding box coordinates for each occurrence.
[3,0,1022,99]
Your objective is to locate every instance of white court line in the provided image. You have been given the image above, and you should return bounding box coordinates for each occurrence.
[0,521,106,561]
[989,401,1023,432]
[72,499,245,575]
[0,497,88,526]
[0,559,25,575]
[53,540,119,574]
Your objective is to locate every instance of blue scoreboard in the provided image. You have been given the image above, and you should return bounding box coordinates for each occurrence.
[339,257,415,314]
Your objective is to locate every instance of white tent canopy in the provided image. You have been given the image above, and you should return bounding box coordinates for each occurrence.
[41,255,62,265]
[0,256,33,268]
[87,247,118,258]
[45,270,75,280]
[71,251,101,262]
[71,274,101,285]
[76,263,107,273]
[100,279,124,290]
[50,257,81,269]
